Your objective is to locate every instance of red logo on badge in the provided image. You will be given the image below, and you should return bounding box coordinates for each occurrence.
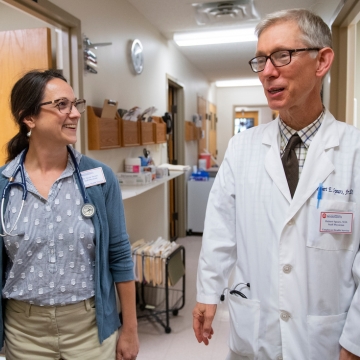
[322,213,326,218]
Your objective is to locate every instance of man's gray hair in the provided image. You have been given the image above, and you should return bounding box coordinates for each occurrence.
[255,8,332,49]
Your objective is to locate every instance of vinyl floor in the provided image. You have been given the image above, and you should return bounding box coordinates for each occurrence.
[136,235,230,360]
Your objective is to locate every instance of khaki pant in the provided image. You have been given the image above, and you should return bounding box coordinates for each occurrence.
[4,298,117,360]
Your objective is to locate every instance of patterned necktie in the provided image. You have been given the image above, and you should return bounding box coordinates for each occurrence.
[281,133,302,198]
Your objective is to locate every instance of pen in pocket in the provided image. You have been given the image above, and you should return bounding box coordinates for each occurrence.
[317,183,323,209]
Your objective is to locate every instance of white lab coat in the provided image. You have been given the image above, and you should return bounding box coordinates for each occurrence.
[197,109,360,360]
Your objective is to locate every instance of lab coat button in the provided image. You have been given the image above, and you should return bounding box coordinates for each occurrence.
[277,356,283,360]
[283,264,292,274]
[280,311,290,321]
[287,219,294,225]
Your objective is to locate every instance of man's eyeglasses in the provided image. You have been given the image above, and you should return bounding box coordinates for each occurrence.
[248,48,321,73]
[39,98,86,114]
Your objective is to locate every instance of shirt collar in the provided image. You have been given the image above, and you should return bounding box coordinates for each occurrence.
[279,109,325,150]
[1,147,82,179]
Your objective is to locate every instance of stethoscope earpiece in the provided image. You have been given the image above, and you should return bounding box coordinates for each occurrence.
[220,282,250,301]
[229,289,247,298]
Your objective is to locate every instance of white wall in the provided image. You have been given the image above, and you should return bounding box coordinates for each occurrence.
[0,0,212,173]
[216,85,272,163]
[0,0,214,242]
[0,3,58,71]
[46,0,211,173]
[0,3,47,28]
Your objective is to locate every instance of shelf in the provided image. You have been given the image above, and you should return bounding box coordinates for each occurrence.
[121,171,183,200]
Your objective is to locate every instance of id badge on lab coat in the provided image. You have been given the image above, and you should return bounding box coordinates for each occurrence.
[319,212,353,234]
[307,199,355,251]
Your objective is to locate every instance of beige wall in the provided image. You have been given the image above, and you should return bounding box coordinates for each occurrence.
[215,86,272,163]
[0,0,214,241]
[48,0,212,173]
[0,1,307,171]
[0,3,48,29]
[0,0,213,172]
[0,3,56,43]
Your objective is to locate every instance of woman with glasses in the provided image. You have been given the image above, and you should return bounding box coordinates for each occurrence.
[0,70,139,360]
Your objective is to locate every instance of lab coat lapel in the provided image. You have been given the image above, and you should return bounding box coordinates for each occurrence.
[263,119,292,203]
[286,111,338,222]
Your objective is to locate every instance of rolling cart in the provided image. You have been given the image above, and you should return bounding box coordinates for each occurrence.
[136,245,185,333]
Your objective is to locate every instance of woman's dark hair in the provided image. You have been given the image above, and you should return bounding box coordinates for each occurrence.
[6,69,67,163]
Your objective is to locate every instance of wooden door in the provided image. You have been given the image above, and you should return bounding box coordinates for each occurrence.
[168,84,177,240]
[234,111,259,135]
[197,96,207,155]
[0,27,51,165]
[208,102,217,166]
[272,110,279,119]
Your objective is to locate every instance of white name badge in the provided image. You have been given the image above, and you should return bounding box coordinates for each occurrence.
[80,167,106,188]
[320,212,353,234]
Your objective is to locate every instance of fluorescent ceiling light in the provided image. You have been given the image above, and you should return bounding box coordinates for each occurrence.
[216,79,262,87]
[174,28,256,46]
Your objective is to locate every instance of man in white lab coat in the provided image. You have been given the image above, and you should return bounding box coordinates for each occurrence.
[193,9,360,360]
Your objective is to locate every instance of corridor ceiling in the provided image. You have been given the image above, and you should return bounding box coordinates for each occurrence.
[126,0,344,82]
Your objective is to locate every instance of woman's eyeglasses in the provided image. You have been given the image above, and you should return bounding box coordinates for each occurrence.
[39,98,86,114]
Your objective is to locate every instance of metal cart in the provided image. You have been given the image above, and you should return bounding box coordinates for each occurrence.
[136,245,186,333]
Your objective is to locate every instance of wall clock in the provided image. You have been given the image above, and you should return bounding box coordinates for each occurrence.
[131,39,144,75]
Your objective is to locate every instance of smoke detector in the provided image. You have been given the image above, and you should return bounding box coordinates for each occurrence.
[193,0,259,25]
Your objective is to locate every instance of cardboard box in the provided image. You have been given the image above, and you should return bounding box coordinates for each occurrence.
[141,165,156,180]
[155,167,168,179]
[116,172,151,185]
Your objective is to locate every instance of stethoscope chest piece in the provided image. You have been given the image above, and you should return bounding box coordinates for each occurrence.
[81,203,96,218]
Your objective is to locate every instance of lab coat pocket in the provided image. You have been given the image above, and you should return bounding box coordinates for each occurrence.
[307,199,355,251]
[307,312,346,360]
[227,295,260,358]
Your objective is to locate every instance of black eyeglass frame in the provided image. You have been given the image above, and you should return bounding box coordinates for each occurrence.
[39,98,86,114]
[248,48,321,73]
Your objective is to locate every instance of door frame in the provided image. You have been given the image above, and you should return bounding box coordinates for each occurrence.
[166,74,186,238]
[208,101,217,164]
[1,0,84,152]
[330,0,360,124]
[232,105,269,135]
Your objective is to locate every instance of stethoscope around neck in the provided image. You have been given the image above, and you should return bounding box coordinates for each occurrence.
[0,146,96,237]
